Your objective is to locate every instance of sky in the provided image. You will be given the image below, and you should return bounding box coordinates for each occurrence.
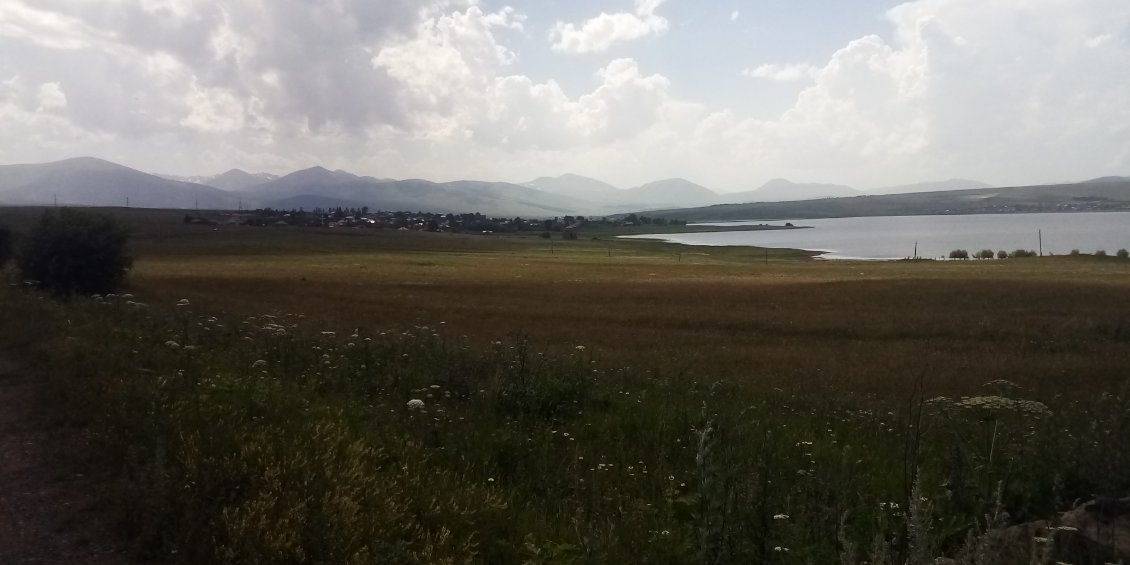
[0,0,1128,192]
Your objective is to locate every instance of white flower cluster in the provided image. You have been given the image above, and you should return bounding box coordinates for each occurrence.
[927,394,1051,418]
[956,395,1051,416]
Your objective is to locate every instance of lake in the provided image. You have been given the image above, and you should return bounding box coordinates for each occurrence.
[621,212,1130,259]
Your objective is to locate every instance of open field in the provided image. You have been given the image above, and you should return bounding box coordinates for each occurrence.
[85,206,1130,399]
[2,206,1129,563]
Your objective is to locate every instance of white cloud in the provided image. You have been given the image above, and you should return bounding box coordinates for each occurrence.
[180,81,245,133]
[550,0,668,54]
[0,0,1127,191]
[36,82,67,111]
[375,4,679,153]
[1085,33,1113,48]
[710,0,1130,188]
[743,63,818,81]
[731,11,740,22]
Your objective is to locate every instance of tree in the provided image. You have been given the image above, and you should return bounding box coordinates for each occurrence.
[948,249,969,259]
[17,208,132,295]
[0,224,12,269]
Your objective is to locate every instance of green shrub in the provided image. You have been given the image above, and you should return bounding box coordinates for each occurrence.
[1010,249,1036,258]
[1095,249,1107,257]
[17,208,132,295]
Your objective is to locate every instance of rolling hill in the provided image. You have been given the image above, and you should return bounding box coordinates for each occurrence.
[643,179,1130,221]
[867,178,992,195]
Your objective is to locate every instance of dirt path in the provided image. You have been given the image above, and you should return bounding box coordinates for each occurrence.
[0,351,130,564]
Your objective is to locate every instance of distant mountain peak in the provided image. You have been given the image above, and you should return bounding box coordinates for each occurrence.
[727,178,858,203]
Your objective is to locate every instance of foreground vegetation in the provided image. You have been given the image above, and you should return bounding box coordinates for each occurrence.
[1,207,1129,563]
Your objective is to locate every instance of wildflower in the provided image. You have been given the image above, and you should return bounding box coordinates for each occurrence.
[773,546,790,552]
[773,513,790,520]
[575,345,586,351]
[175,298,190,306]
[251,360,267,369]
[165,340,180,349]
[321,331,336,337]
[406,399,425,410]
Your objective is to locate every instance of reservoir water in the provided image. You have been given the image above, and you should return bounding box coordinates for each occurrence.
[622,212,1130,259]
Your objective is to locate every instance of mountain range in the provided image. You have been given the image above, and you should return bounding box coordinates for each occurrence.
[0,156,1127,219]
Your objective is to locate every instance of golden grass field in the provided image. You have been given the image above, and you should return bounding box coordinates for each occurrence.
[7,206,1113,402]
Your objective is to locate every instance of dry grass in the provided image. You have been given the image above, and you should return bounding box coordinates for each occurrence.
[89,209,1130,402]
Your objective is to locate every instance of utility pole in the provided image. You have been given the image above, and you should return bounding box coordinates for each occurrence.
[1038,230,1043,257]
[914,241,918,259]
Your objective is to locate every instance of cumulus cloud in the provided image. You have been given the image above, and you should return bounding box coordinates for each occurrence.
[0,0,1127,191]
[550,0,668,54]
[708,0,1130,187]
[743,63,818,81]
[374,4,678,151]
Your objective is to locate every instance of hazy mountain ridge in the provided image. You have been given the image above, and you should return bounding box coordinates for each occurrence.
[726,178,859,203]
[0,157,1124,218]
[0,157,242,209]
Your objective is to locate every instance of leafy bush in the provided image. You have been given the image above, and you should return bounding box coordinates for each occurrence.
[996,249,1008,259]
[1094,249,1107,257]
[1118,248,1129,259]
[17,208,132,295]
[0,224,12,269]
[948,249,969,259]
[1010,249,1037,258]
[1069,249,1081,256]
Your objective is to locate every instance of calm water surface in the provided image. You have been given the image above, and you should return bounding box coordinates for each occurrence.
[622,212,1130,259]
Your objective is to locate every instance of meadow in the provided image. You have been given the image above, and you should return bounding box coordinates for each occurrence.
[1,207,1128,564]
